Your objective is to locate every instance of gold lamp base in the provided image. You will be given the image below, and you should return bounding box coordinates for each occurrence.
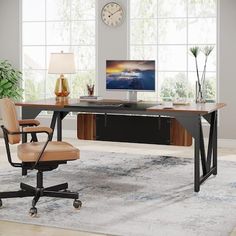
[54,74,70,97]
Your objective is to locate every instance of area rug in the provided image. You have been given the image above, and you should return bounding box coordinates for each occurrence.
[0,150,236,236]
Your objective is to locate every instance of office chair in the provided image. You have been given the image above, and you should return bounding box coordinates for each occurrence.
[0,98,82,217]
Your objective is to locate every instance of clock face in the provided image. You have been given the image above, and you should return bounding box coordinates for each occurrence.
[101,2,124,27]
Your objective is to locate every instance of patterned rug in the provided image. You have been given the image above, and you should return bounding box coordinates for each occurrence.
[0,150,236,236]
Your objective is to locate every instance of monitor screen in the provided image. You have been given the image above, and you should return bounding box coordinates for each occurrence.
[106,60,155,91]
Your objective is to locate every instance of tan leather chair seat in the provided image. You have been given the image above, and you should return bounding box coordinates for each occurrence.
[17,141,80,162]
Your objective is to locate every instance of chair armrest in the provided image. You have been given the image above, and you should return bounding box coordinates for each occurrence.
[22,126,52,168]
[18,119,40,127]
[23,126,53,135]
[1,125,51,169]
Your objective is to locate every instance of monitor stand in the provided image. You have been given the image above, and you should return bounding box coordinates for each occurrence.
[127,91,137,102]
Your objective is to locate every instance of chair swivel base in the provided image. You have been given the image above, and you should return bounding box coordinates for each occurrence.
[0,171,82,217]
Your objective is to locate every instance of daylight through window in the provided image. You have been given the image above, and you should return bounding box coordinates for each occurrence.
[22,0,96,101]
[130,0,217,101]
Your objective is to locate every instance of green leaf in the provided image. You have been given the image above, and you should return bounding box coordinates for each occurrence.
[0,78,9,86]
[189,46,200,58]
[202,46,214,56]
[0,60,24,100]
[3,82,12,89]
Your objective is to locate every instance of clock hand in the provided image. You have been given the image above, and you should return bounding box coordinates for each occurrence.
[107,10,113,16]
[110,8,121,16]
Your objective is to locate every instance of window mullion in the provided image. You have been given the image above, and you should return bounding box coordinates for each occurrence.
[44,0,47,100]
[186,0,189,100]
[156,0,159,99]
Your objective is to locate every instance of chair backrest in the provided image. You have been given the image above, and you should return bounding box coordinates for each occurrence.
[0,98,21,144]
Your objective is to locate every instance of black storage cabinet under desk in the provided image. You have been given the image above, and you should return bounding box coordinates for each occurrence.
[96,114,170,145]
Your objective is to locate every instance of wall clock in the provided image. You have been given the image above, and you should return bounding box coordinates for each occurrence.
[101,2,124,27]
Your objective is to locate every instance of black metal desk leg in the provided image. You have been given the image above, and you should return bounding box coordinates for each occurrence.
[175,115,202,192]
[22,133,27,143]
[213,111,218,175]
[194,117,201,192]
[49,111,68,141]
[57,112,62,141]
[22,168,27,176]
[49,111,59,141]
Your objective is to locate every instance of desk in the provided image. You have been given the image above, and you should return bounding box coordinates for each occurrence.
[16,98,225,192]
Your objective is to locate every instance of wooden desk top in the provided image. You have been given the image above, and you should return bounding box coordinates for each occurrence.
[147,103,226,115]
[15,98,226,115]
[15,98,129,108]
[16,98,79,108]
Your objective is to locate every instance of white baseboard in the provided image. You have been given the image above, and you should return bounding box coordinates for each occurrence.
[54,129,77,139]
[218,139,236,148]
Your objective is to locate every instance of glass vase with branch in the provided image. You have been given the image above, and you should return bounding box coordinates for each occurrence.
[190,46,214,103]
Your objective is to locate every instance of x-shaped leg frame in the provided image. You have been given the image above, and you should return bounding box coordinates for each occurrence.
[176,111,217,192]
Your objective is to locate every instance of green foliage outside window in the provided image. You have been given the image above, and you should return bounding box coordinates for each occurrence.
[160,73,194,99]
[160,73,216,101]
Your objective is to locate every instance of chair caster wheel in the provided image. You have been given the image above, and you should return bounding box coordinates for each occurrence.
[73,199,82,209]
[29,207,37,217]
[0,199,2,208]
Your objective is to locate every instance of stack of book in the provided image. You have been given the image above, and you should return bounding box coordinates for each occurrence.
[79,96,103,101]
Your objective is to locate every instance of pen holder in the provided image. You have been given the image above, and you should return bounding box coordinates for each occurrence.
[87,84,94,96]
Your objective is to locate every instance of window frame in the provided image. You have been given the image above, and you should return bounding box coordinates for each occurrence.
[128,0,219,102]
[20,0,97,103]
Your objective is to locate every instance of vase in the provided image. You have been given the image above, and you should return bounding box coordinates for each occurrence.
[195,81,206,103]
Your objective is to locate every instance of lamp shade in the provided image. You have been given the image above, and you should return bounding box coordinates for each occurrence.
[48,52,76,74]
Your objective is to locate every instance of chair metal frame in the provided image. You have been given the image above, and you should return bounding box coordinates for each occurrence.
[0,125,81,216]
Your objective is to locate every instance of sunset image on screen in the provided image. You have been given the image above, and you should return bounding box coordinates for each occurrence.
[106,60,155,91]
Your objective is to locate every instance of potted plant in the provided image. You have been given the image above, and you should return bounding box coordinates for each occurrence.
[0,60,23,100]
[189,46,214,103]
[0,60,23,135]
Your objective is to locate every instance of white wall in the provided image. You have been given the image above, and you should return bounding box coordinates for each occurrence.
[0,0,236,140]
[0,0,20,69]
[0,0,20,133]
[97,0,129,100]
[218,0,236,139]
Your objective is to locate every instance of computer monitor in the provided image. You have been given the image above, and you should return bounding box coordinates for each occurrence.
[106,60,156,92]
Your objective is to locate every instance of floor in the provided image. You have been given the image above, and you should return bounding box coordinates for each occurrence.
[0,138,236,236]
[0,220,108,236]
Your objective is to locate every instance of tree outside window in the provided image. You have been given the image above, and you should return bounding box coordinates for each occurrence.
[130,0,217,102]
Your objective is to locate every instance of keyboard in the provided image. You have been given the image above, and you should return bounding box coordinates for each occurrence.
[85,102,124,108]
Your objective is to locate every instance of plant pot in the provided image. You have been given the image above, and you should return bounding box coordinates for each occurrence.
[195,81,206,103]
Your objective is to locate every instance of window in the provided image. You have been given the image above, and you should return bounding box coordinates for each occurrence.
[22,0,96,101]
[130,0,217,101]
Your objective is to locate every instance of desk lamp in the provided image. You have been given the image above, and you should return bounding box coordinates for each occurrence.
[48,51,76,98]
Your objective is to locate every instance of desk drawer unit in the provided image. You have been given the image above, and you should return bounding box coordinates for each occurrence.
[77,114,192,146]
[96,115,170,144]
